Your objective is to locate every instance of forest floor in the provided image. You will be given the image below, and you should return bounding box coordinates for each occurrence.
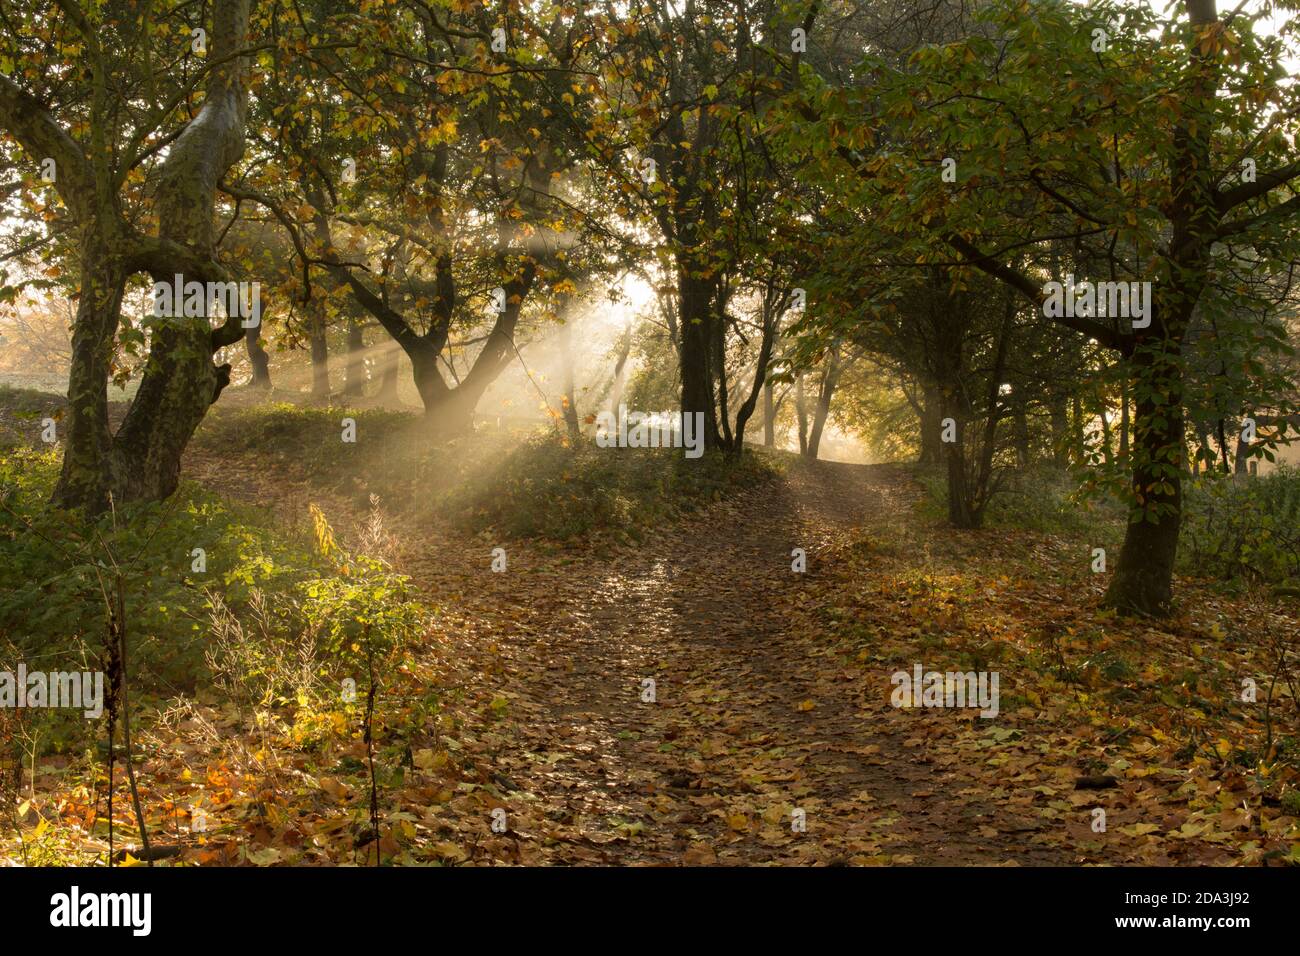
[4,392,1299,866]
[174,430,1300,866]
[383,458,1078,865]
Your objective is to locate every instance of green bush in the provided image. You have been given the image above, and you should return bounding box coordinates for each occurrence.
[0,446,324,694]
[913,463,1123,536]
[0,441,419,682]
[1181,467,1300,585]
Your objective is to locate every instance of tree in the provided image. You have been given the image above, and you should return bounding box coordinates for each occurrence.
[0,0,257,512]
[795,0,1300,612]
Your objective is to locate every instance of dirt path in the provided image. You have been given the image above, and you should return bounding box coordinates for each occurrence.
[407,459,1073,865]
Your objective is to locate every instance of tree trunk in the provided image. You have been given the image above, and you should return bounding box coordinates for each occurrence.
[806,350,841,459]
[94,0,253,508]
[1192,420,1209,475]
[561,319,580,441]
[408,341,445,414]
[795,374,809,455]
[762,381,775,447]
[1234,427,1250,476]
[246,320,271,389]
[342,316,365,397]
[423,260,537,433]
[729,290,778,456]
[50,236,127,511]
[1104,343,1185,616]
[943,406,977,527]
[1098,400,1113,466]
[1071,394,1084,465]
[377,362,400,404]
[1011,400,1031,468]
[309,312,330,400]
[678,268,720,449]
[1119,379,1130,460]
[919,383,943,465]
[609,327,632,414]
[713,299,733,448]
[1048,394,1069,466]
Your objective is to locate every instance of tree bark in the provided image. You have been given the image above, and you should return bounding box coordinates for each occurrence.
[51,237,127,510]
[806,349,841,459]
[246,320,271,389]
[678,267,721,449]
[918,382,943,465]
[1103,341,1186,616]
[309,308,330,400]
[762,381,775,447]
[795,374,809,455]
[342,316,365,397]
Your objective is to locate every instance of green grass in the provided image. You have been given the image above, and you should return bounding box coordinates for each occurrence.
[442,430,779,545]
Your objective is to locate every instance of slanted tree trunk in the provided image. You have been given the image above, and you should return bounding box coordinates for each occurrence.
[762,381,775,447]
[805,347,842,459]
[316,163,543,431]
[728,287,779,456]
[609,327,632,414]
[53,237,128,509]
[425,259,537,433]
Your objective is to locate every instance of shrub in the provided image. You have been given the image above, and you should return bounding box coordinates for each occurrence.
[913,463,1123,536]
[1180,467,1300,585]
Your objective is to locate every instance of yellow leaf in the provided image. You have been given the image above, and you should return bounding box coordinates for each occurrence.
[246,846,282,865]
[433,841,468,862]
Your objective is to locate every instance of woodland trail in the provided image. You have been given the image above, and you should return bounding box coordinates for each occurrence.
[402,459,1074,865]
